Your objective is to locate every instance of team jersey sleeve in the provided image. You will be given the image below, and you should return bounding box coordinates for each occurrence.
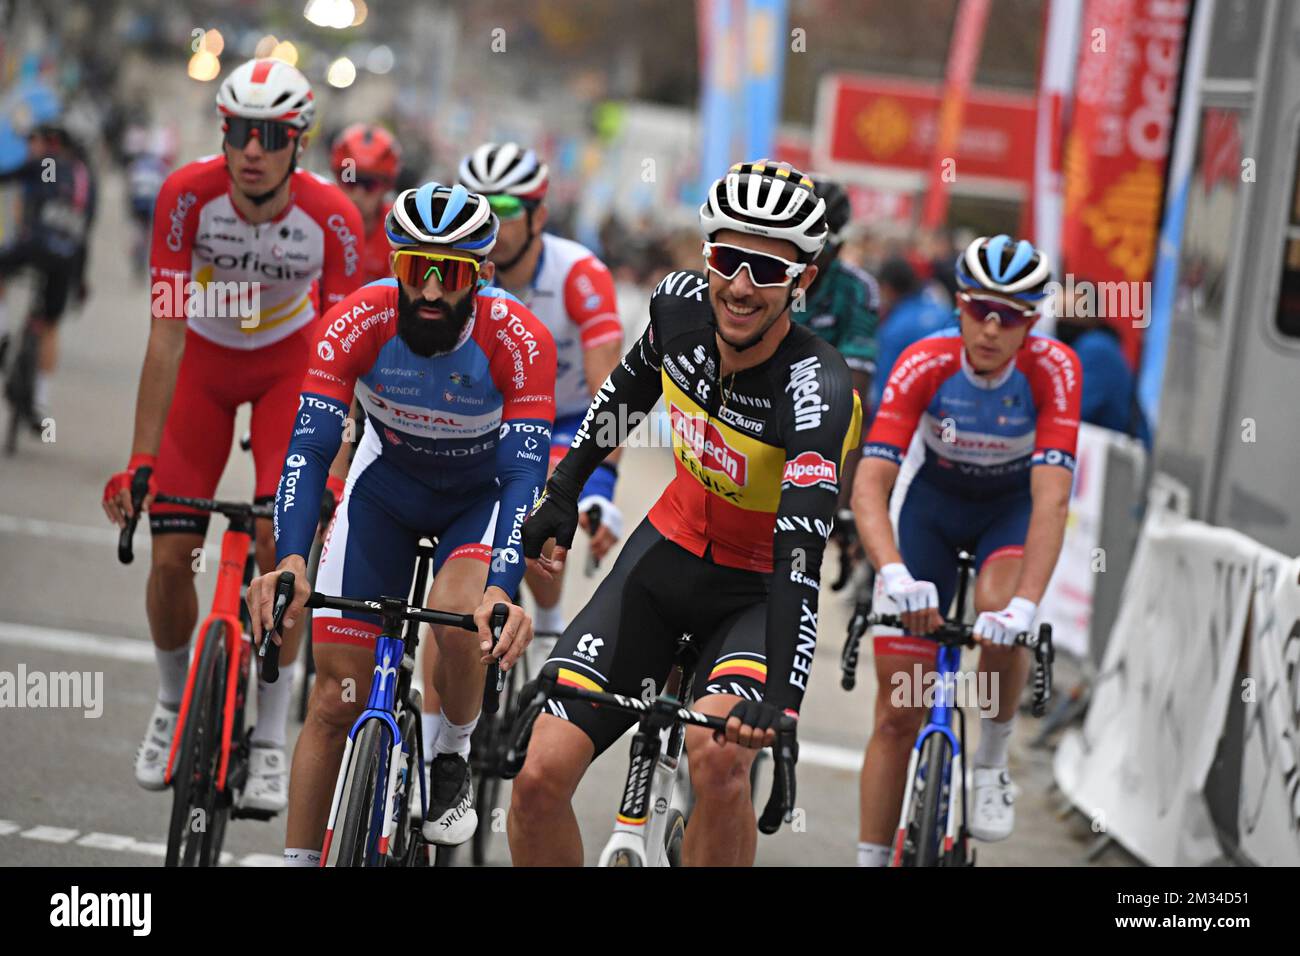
[273,289,394,562]
[486,298,558,595]
[549,280,668,493]
[563,255,622,349]
[863,339,950,464]
[148,166,203,320]
[317,186,366,311]
[1024,338,1083,471]
[765,350,863,716]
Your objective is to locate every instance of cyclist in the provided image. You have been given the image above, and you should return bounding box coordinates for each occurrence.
[433,142,621,765]
[0,122,97,426]
[101,58,364,813]
[869,254,954,413]
[850,235,1080,866]
[330,123,402,285]
[244,182,556,865]
[513,159,862,866]
[123,120,177,278]
[458,142,622,621]
[793,177,879,572]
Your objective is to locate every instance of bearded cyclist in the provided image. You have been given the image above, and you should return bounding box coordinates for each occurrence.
[410,143,622,756]
[512,160,862,866]
[850,235,1080,866]
[101,59,364,813]
[244,182,556,864]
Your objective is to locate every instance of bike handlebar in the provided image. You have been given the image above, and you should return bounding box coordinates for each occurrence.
[259,571,295,683]
[502,670,800,834]
[303,591,476,631]
[117,478,274,565]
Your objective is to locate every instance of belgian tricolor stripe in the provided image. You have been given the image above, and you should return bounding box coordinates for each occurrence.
[557,668,602,692]
[708,658,767,683]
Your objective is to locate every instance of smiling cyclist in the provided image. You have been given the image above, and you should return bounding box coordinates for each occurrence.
[850,235,1081,866]
[512,159,862,866]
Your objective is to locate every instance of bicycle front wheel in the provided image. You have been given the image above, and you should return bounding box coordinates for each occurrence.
[914,732,952,868]
[165,622,227,867]
[335,719,389,867]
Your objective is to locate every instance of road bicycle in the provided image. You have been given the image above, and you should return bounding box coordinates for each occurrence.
[119,470,280,867]
[840,552,1054,867]
[278,572,508,867]
[502,633,799,867]
[3,317,42,455]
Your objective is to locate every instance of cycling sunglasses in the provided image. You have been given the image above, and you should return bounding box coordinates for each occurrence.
[487,194,532,220]
[392,249,482,292]
[957,291,1040,328]
[702,241,806,288]
[223,117,297,152]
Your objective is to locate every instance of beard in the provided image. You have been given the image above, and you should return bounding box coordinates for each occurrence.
[397,285,476,357]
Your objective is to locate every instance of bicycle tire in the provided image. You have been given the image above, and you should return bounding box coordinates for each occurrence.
[391,705,428,867]
[914,732,952,868]
[664,808,686,867]
[3,324,38,456]
[471,662,516,865]
[336,719,388,867]
[165,622,226,867]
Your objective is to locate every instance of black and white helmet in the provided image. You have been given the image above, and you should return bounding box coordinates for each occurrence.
[699,159,828,260]
[458,142,549,200]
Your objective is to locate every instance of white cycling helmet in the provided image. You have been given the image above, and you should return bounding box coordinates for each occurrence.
[458,142,549,200]
[700,159,828,260]
[216,58,315,132]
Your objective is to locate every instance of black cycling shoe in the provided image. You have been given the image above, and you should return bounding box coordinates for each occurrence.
[421,753,477,846]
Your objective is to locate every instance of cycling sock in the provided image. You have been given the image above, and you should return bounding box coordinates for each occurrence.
[422,711,444,762]
[532,600,565,635]
[252,661,297,748]
[857,841,890,867]
[434,714,479,757]
[973,715,1015,768]
[155,645,191,708]
[283,847,321,867]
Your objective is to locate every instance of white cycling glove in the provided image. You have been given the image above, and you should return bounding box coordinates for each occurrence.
[878,563,939,615]
[973,597,1037,646]
[577,495,623,542]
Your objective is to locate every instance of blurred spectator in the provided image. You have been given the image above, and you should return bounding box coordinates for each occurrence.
[870,255,954,412]
[1054,286,1152,446]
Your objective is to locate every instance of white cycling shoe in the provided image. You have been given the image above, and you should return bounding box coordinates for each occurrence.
[968,766,1017,842]
[241,746,289,814]
[134,701,179,791]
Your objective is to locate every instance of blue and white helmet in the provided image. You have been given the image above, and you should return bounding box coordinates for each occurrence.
[385,182,498,256]
[955,235,1053,303]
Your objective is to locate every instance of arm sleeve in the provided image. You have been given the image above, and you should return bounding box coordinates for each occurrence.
[549,294,665,495]
[319,194,365,311]
[563,255,622,349]
[148,169,201,320]
[834,264,880,374]
[486,305,558,595]
[1027,339,1083,471]
[272,296,377,561]
[764,355,863,716]
[864,339,947,464]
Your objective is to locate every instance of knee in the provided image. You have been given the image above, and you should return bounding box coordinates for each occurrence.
[511,750,575,822]
[150,540,199,581]
[873,697,926,743]
[308,674,364,736]
[688,739,752,806]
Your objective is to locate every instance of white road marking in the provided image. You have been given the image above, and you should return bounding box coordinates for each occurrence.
[0,620,869,773]
[0,621,154,662]
[20,825,79,843]
[0,512,144,550]
[0,819,273,865]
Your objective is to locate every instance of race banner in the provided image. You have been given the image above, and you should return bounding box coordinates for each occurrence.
[1030,0,1083,266]
[1054,505,1256,866]
[1058,0,1191,367]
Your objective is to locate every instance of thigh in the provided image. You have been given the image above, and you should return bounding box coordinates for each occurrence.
[543,520,679,758]
[696,600,769,704]
[972,493,1031,612]
[895,478,963,614]
[312,461,420,650]
[150,338,237,537]
[248,330,312,501]
[429,484,497,576]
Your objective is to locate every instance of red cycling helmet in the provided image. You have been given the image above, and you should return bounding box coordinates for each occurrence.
[330,123,402,182]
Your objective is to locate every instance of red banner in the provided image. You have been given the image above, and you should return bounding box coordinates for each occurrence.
[922,0,993,228]
[1059,0,1190,366]
[817,74,1036,187]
